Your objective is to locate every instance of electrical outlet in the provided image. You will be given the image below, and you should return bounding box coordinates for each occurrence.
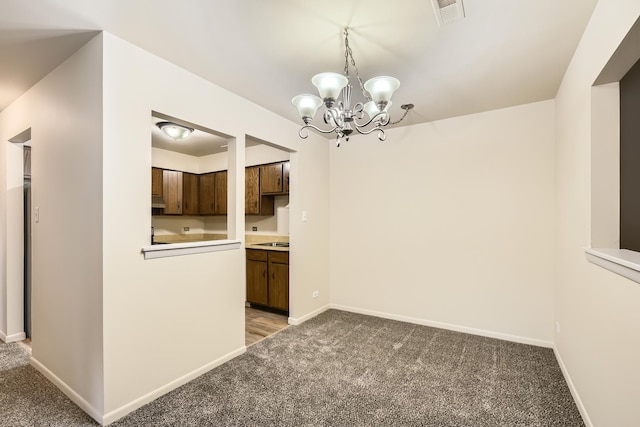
[252,226,258,231]
[183,226,190,232]
[312,290,319,298]
[555,321,560,334]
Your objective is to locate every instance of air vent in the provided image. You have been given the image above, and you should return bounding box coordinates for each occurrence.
[431,0,465,26]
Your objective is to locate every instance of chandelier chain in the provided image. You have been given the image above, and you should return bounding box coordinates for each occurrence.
[343,28,371,102]
[389,108,410,125]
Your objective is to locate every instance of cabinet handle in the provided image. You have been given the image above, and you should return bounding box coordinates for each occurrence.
[262,270,266,278]
[272,272,275,280]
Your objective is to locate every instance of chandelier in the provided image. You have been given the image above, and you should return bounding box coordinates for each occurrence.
[292,28,413,147]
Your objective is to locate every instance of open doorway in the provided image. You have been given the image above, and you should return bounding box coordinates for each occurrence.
[243,136,292,346]
[23,141,32,343]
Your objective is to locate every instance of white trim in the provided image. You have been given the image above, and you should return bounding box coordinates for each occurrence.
[553,345,593,427]
[288,304,330,326]
[330,304,553,348]
[31,357,104,424]
[142,239,241,260]
[0,330,26,343]
[585,247,640,284]
[102,346,246,425]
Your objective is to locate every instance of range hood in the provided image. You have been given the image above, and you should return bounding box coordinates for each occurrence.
[152,196,166,209]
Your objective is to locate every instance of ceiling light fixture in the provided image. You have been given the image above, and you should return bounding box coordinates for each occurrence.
[292,28,414,147]
[156,121,194,141]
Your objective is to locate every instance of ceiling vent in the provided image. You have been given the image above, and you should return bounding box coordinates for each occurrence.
[431,0,466,26]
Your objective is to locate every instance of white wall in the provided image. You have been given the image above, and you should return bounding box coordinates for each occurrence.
[0,35,105,414]
[101,32,329,422]
[330,100,556,345]
[554,2,640,426]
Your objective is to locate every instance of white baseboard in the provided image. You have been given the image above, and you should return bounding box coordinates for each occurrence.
[553,345,592,427]
[0,330,26,343]
[32,346,246,426]
[102,346,246,425]
[330,304,554,348]
[31,356,104,424]
[288,304,330,326]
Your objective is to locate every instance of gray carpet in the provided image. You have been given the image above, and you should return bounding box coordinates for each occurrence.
[1,310,584,426]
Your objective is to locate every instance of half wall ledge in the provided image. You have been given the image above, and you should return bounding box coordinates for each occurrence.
[585,247,640,284]
[142,239,241,260]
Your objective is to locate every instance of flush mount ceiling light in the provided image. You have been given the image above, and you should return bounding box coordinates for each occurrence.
[156,121,194,141]
[292,28,414,147]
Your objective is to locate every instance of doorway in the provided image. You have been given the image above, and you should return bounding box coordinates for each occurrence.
[23,142,32,341]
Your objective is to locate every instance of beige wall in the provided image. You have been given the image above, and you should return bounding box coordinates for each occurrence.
[554,2,640,426]
[0,30,330,424]
[330,100,556,345]
[0,35,105,414]
[101,32,329,422]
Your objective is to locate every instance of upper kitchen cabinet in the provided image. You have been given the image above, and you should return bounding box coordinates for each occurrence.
[283,161,290,193]
[199,172,215,215]
[245,166,274,215]
[260,162,290,195]
[162,170,183,214]
[214,171,227,215]
[152,167,163,197]
[199,171,227,215]
[182,172,199,215]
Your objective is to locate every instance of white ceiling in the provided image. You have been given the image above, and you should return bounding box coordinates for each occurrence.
[0,0,599,130]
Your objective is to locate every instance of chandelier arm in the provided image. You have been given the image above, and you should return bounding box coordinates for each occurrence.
[353,112,390,129]
[324,108,344,127]
[354,126,387,141]
[389,107,411,125]
[299,123,340,138]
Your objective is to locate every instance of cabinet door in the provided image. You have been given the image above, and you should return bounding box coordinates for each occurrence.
[182,173,199,215]
[245,167,260,215]
[283,161,290,193]
[162,170,183,214]
[246,259,268,305]
[199,172,215,215]
[268,259,289,311]
[152,168,163,197]
[214,171,227,215]
[260,163,283,194]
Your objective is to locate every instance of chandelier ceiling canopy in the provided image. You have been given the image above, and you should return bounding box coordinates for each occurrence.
[292,28,413,147]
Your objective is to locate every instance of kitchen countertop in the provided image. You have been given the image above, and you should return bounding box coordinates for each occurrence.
[245,243,289,252]
[153,233,289,251]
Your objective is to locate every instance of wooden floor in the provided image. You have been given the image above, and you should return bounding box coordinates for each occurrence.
[245,307,289,347]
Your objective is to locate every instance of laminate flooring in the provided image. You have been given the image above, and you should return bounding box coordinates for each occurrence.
[245,307,289,346]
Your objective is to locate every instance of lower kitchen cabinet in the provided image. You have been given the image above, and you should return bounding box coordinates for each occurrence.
[246,249,289,312]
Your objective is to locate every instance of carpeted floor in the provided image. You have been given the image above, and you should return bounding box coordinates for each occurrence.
[1,310,584,426]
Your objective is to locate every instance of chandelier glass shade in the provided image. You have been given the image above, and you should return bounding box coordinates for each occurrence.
[292,28,412,146]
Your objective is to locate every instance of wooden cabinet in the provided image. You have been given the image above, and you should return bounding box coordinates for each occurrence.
[199,172,216,215]
[260,163,284,194]
[214,171,227,215]
[246,249,289,312]
[267,251,289,311]
[152,167,163,197]
[246,249,268,306]
[283,161,290,193]
[199,171,226,215]
[182,173,199,215]
[259,161,290,195]
[162,170,183,214]
[245,166,274,215]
